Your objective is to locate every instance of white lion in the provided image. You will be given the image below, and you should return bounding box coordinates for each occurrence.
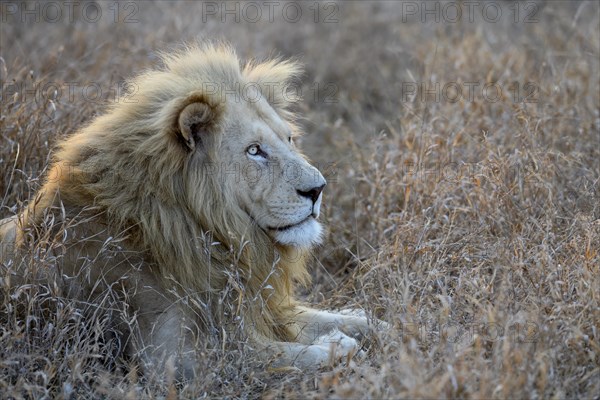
[0,43,382,379]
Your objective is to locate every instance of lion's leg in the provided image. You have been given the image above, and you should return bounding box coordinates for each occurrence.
[134,303,197,380]
[251,330,362,369]
[123,276,198,381]
[289,305,382,345]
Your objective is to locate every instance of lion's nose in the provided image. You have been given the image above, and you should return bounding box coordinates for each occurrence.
[297,184,325,204]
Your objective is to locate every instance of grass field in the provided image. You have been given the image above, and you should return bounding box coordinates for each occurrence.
[1,1,599,398]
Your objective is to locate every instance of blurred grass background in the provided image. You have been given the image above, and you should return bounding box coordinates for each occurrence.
[1,1,599,398]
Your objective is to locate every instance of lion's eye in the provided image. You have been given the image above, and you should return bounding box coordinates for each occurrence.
[288,137,293,144]
[247,145,260,156]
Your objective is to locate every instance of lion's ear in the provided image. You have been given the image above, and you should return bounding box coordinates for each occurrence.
[177,102,215,151]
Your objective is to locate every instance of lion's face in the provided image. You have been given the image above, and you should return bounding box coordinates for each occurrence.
[224,97,326,248]
[178,95,326,249]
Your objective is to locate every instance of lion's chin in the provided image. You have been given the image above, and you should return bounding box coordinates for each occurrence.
[271,218,323,249]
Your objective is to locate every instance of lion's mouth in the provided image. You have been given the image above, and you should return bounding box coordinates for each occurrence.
[268,215,313,232]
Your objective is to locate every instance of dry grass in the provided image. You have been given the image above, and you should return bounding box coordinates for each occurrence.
[1,1,599,398]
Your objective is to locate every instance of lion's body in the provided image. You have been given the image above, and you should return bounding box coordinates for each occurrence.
[0,44,373,378]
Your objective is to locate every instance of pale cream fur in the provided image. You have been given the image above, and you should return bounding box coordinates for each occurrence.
[0,43,377,379]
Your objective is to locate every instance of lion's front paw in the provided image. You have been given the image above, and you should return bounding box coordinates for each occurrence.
[311,329,364,364]
[333,310,390,349]
[287,329,362,368]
